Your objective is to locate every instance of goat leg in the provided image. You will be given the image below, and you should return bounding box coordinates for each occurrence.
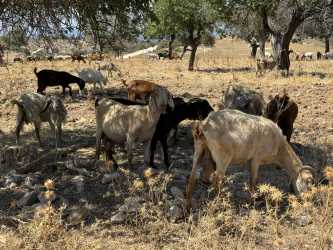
[34,122,42,146]
[126,135,133,167]
[149,137,158,168]
[143,140,151,168]
[68,86,73,97]
[161,136,170,168]
[15,111,24,145]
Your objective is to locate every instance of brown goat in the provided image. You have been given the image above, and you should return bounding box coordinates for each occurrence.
[265,93,298,142]
[121,79,159,101]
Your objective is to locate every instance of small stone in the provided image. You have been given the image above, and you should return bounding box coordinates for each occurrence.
[169,204,183,222]
[71,175,84,192]
[68,207,89,226]
[102,172,121,184]
[170,186,184,200]
[111,212,126,224]
[17,191,39,207]
[296,214,312,227]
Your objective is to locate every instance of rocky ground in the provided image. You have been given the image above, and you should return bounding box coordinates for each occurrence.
[0,38,332,249]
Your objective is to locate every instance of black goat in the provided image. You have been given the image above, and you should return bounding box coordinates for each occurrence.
[149,98,213,167]
[34,68,86,97]
[102,97,213,168]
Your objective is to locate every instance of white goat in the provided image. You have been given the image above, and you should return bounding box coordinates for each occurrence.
[323,52,333,59]
[264,52,273,58]
[54,55,71,60]
[304,52,313,60]
[95,87,174,167]
[78,68,108,91]
[186,109,315,210]
[11,93,67,147]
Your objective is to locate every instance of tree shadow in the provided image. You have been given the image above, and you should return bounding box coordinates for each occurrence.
[196,66,253,74]
[295,71,328,79]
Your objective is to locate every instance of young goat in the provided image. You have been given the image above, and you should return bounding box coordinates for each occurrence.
[95,87,174,168]
[187,109,315,211]
[265,93,298,142]
[34,68,86,97]
[11,93,67,147]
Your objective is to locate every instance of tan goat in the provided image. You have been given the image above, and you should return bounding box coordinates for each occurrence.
[186,109,315,211]
[95,87,174,167]
[256,58,276,76]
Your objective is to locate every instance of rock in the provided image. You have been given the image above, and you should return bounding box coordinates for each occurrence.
[71,175,85,192]
[5,174,24,187]
[170,186,184,200]
[295,214,312,227]
[118,197,143,213]
[24,175,40,187]
[17,191,39,207]
[68,207,89,226]
[169,204,184,222]
[102,172,121,184]
[110,211,126,224]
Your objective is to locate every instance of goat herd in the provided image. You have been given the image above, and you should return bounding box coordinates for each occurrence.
[10,66,316,211]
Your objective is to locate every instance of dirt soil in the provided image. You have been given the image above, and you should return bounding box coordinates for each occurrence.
[0,38,332,249]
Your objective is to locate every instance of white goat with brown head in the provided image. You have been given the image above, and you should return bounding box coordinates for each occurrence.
[95,87,174,168]
[186,109,315,211]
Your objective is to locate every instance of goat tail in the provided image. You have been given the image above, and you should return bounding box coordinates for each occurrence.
[33,67,38,75]
[11,99,28,124]
[121,79,128,87]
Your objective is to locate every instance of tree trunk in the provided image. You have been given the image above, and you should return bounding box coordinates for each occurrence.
[168,33,175,59]
[271,32,291,74]
[250,45,258,58]
[188,45,198,71]
[325,36,330,53]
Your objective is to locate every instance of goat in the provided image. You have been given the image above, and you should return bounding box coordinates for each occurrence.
[34,68,86,97]
[102,96,212,167]
[96,62,122,78]
[149,97,213,167]
[11,93,67,147]
[72,54,86,63]
[256,58,276,76]
[323,52,333,59]
[13,57,23,63]
[78,68,107,91]
[186,109,315,211]
[158,51,169,59]
[304,52,313,60]
[317,51,322,60]
[265,93,298,142]
[54,55,71,60]
[47,55,54,61]
[146,52,159,60]
[121,79,160,102]
[223,85,266,116]
[95,87,174,168]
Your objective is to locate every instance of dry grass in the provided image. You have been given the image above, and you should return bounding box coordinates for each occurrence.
[0,38,332,249]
